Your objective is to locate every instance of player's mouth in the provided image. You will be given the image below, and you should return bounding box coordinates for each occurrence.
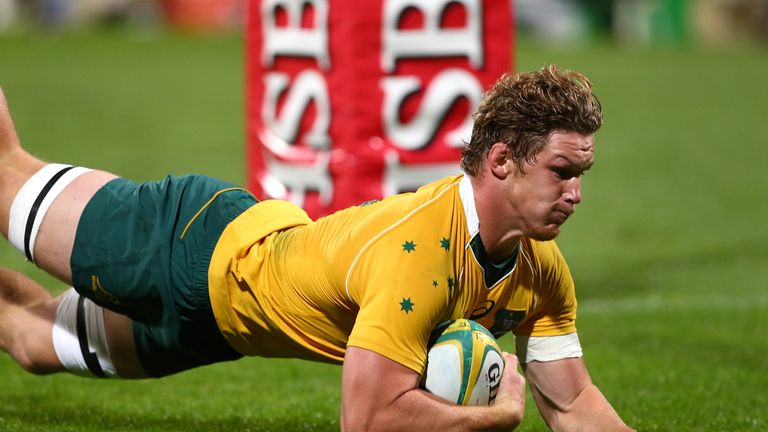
[551,207,573,224]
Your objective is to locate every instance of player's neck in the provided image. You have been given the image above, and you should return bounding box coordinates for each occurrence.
[478,227,522,263]
[469,175,522,263]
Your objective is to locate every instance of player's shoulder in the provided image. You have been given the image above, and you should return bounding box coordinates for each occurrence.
[344,176,465,265]
[387,175,463,209]
[353,175,463,226]
[520,237,571,276]
[414,174,464,196]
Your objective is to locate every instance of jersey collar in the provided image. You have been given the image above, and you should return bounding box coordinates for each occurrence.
[459,175,520,289]
[459,175,479,236]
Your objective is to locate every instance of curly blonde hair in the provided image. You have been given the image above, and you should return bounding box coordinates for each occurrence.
[461,65,603,176]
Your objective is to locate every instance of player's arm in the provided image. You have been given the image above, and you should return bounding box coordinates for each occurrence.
[518,241,633,430]
[523,356,634,432]
[341,346,525,432]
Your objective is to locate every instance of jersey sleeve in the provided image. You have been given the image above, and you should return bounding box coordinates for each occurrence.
[345,228,454,374]
[515,240,578,337]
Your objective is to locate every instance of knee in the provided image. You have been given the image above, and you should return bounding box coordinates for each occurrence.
[9,335,60,375]
[1,302,62,375]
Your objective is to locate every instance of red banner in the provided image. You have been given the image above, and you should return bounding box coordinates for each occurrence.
[246,0,514,218]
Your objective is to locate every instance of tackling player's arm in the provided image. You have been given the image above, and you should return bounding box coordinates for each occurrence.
[341,346,525,432]
[524,357,634,432]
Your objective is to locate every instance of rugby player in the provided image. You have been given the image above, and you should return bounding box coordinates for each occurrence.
[0,65,632,431]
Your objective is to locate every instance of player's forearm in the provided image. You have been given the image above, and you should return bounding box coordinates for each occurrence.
[549,383,633,432]
[342,387,522,432]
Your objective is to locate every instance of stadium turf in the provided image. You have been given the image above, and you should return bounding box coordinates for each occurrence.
[0,29,766,431]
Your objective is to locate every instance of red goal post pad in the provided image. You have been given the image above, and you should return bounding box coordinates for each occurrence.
[246,0,514,218]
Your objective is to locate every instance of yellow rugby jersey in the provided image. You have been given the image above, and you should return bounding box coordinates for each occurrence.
[208,175,578,373]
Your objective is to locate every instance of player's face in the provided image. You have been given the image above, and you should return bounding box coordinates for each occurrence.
[504,131,595,241]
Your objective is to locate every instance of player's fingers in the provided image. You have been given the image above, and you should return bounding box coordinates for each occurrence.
[495,353,525,412]
[502,352,520,366]
[500,353,525,388]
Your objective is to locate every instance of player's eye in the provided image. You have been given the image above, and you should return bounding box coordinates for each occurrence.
[552,166,583,180]
[552,168,573,180]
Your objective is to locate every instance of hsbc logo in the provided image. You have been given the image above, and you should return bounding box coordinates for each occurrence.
[247,0,513,217]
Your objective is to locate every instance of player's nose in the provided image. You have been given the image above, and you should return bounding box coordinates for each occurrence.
[564,177,581,205]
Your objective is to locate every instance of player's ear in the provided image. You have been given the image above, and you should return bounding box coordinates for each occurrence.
[487,142,512,179]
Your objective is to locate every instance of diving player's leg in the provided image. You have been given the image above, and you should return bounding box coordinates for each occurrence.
[0,86,118,283]
[0,88,148,378]
[0,88,245,380]
[0,267,148,377]
[26,169,118,281]
[0,86,45,233]
[0,268,58,374]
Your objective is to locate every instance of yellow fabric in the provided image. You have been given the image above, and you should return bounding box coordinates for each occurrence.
[208,176,578,374]
[471,238,578,338]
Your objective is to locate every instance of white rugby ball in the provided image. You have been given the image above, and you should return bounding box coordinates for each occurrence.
[421,319,504,406]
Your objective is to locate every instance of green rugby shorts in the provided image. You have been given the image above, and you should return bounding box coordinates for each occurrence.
[70,175,257,377]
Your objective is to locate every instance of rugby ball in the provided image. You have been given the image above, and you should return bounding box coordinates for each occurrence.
[421,319,504,406]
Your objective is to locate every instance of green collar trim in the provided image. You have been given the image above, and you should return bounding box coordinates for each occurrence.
[468,236,520,289]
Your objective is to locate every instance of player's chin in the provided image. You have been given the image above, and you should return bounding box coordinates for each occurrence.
[529,224,561,241]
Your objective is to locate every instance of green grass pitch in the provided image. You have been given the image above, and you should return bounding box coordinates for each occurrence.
[0,30,766,431]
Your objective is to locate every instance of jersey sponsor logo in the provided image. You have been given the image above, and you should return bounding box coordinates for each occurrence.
[468,300,496,320]
[489,309,525,338]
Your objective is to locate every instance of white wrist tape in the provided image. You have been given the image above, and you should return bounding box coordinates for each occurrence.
[8,164,90,262]
[52,288,116,378]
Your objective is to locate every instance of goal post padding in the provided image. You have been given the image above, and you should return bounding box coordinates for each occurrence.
[246,0,514,218]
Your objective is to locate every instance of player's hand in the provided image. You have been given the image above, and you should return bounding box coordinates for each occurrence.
[490,352,526,427]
